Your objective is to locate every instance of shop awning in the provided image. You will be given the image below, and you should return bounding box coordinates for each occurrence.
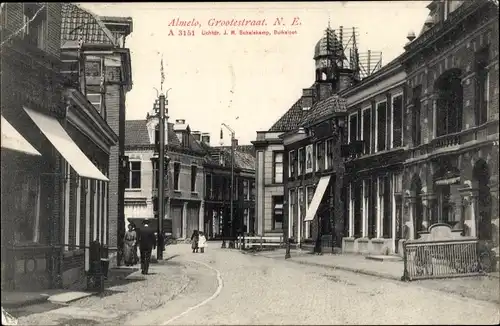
[1,115,41,156]
[24,107,109,181]
[304,175,331,222]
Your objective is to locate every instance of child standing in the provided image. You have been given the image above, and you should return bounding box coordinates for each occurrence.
[198,232,207,253]
[191,230,199,253]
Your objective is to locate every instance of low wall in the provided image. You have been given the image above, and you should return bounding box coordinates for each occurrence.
[342,237,394,255]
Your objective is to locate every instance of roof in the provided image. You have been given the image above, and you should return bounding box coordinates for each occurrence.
[268,98,307,132]
[300,94,347,127]
[206,147,256,171]
[124,120,180,148]
[61,3,117,47]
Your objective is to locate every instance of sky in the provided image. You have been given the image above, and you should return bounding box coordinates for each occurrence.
[80,1,430,146]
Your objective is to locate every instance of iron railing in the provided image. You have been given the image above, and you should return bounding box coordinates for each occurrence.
[402,238,485,281]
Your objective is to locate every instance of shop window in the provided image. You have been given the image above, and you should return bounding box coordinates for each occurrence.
[12,174,41,243]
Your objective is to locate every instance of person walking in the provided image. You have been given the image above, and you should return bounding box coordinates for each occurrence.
[198,232,207,253]
[191,230,199,253]
[124,224,137,266]
[138,219,156,275]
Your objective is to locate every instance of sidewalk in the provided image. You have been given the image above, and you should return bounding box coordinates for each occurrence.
[246,248,500,304]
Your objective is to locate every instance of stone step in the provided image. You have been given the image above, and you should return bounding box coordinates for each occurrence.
[365,255,403,262]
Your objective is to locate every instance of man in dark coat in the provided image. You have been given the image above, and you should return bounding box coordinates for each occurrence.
[137,219,156,275]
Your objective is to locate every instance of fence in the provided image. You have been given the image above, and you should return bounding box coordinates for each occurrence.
[237,235,284,250]
[402,238,485,281]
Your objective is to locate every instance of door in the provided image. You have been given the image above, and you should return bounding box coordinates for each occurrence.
[170,205,183,239]
[187,203,200,237]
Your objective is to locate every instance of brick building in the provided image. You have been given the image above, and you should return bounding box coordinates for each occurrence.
[399,0,499,253]
[201,140,256,240]
[270,0,499,258]
[1,2,119,291]
[60,3,133,266]
[124,105,206,240]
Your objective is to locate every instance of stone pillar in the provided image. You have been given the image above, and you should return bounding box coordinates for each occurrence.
[199,200,205,232]
[490,184,499,247]
[427,195,437,226]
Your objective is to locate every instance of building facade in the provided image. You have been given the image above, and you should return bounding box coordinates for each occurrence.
[400,0,499,253]
[1,2,120,291]
[202,140,256,241]
[275,0,499,258]
[124,109,206,240]
[60,3,134,266]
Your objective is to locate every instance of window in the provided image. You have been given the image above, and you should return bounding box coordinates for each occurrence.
[23,3,46,50]
[326,138,334,169]
[435,70,462,137]
[127,161,141,189]
[152,160,159,189]
[244,208,250,233]
[273,152,283,183]
[12,174,41,243]
[362,107,372,154]
[392,94,403,148]
[191,165,197,192]
[272,196,284,230]
[305,186,315,238]
[315,141,324,172]
[174,162,181,191]
[250,180,256,201]
[87,93,102,113]
[298,147,305,175]
[205,174,212,199]
[305,145,313,174]
[475,47,490,126]
[288,150,296,178]
[349,113,358,142]
[376,101,387,152]
[298,187,305,232]
[243,180,250,200]
[412,86,422,145]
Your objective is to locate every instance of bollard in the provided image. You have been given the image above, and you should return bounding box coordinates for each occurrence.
[285,238,291,259]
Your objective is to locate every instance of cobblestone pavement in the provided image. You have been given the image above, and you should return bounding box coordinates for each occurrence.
[16,254,191,326]
[14,244,500,325]
[157,244,499,325]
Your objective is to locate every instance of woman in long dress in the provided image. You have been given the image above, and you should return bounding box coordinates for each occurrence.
[124,224,137,266]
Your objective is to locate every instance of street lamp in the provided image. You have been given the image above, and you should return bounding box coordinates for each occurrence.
[220,123,236,249]
[153,86,171,261]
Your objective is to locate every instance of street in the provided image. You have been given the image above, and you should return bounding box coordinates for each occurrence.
[17,244,500,325]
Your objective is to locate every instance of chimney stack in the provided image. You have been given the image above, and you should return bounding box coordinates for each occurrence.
[232,138,238,147]
[192,131,201,141]
[301,88,314,111]
[175,119,186,125]
[201,133,210,145]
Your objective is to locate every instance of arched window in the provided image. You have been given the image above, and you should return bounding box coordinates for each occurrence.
[435,69,463,137]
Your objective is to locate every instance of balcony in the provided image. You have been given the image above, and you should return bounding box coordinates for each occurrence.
[408,119,499,161]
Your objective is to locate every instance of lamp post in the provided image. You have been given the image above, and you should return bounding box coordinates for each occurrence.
[154,86,171,261]
[220,123,236,249]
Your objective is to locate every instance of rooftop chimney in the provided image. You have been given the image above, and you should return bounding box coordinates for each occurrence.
[175,119,186,124]
[407,30,416,42]
[201,133,210,145]
[192,131,201,141]
[301,88,313,111]
[232,138,238,147]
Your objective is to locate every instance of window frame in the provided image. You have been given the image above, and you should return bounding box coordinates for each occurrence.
[272,195,284,230]
[173,162,181,191]
[412,86,422,146]
[375,99,388,153]
[315,141,324,172]
[297,147,305,176]
[305,144,313,174]
[243,179,250,200]
[475,47,490,126]
[288,150,296,179]
[391,92,404,148]
[348,112,358,143]
[361,106,371,154]
[127,160,141,189]
[190,164,197,193]
[272,151,284,184]
[22,3,47,50]
[86,92,103,113]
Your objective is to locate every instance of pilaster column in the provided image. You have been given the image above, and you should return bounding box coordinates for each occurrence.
[460,187,478,237]
[182,201,188,238]
[421,193,436,230]
[405,196,416,240]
